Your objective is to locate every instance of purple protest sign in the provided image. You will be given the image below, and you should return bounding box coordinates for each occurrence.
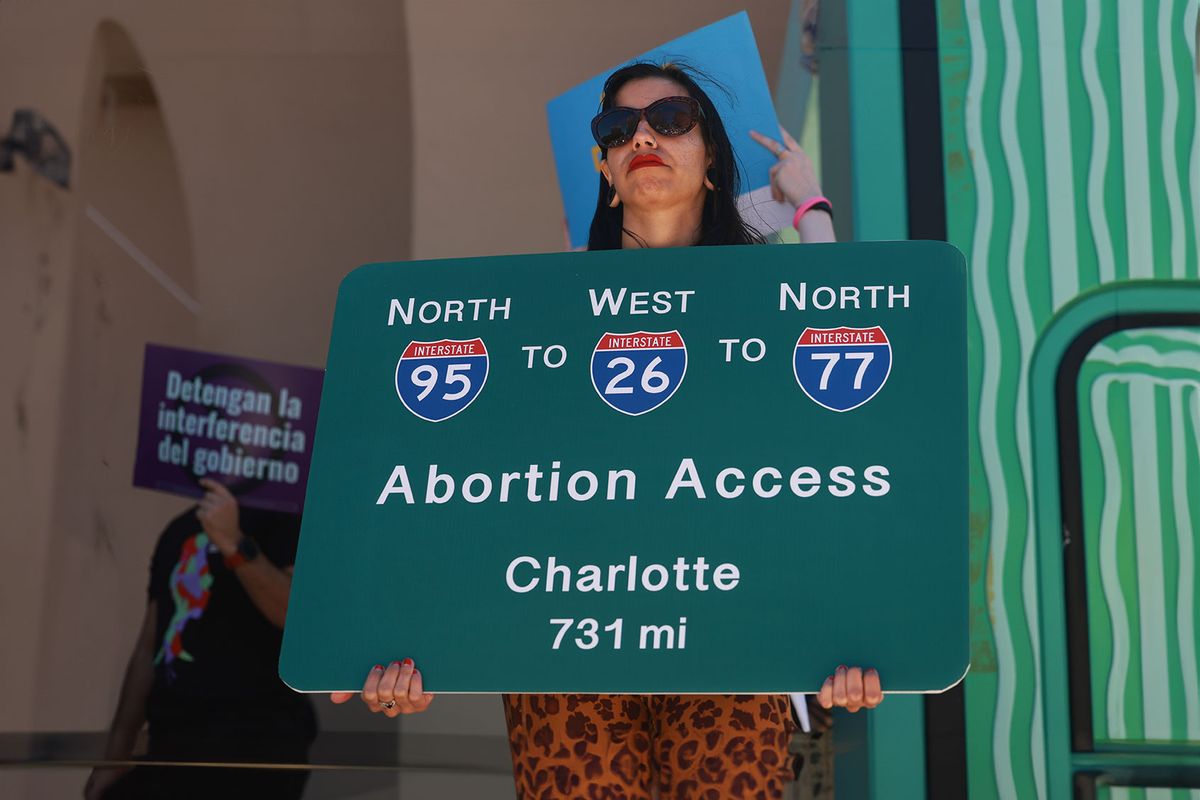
[132,344,324,513]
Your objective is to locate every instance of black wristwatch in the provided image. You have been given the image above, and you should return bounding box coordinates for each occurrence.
[224,536,261,569]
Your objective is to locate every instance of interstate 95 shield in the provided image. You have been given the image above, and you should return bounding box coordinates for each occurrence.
[394,338,489,422]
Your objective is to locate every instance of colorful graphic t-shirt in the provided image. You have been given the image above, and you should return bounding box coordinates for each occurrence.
[145,507,314,748]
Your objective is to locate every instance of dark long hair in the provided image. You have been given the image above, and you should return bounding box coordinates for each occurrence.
[587,61,765,251]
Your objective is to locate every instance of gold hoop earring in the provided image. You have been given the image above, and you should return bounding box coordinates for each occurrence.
[704,170,717,192]
[608,187,621,208]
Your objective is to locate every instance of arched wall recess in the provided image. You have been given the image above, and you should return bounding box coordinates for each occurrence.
[33,19,200,732]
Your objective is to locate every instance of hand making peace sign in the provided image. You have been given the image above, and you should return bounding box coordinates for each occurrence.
[750,127,824,209]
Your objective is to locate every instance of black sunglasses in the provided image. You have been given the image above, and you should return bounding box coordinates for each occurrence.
[590,96,703,150]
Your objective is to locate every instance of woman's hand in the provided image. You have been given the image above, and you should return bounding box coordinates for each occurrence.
[330,659,435,717]
[749,127,823,208]
[817,665,883,713]
[196,478,241,556]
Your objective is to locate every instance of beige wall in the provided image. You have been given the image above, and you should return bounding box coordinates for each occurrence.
[0,1,415,735]
[0,0,789,746]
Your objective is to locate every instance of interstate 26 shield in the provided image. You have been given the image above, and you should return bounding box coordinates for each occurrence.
[395,338,489,422]
[590,331,687,416]
[793,326,892,412]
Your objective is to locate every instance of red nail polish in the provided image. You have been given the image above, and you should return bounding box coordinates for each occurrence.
[373,664,383,671]
[402,658,414,667]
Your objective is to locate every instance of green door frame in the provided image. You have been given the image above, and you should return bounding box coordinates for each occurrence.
[1029,281,1200,798]
[821,0,930,797]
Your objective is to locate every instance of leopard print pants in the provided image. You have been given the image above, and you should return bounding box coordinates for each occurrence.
[502,693,795,800]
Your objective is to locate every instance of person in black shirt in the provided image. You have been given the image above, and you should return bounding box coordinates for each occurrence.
[84,479,315,800]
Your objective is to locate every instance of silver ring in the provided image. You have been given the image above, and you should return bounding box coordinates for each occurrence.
[380,699,396,710]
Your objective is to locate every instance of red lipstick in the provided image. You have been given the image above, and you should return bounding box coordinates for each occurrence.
[628,153,665,172]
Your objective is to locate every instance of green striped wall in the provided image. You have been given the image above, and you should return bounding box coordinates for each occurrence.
[1097,787,1200,800]
[1080,329,1200,750]
[936,1,1200,797]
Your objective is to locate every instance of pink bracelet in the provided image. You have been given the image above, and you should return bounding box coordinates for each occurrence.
[792,195,833,230]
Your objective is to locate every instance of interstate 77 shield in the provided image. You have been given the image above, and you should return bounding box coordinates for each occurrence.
[794,326,892,412]
[281,241,968,694]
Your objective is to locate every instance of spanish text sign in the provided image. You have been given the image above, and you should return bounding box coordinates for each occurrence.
[132,344,324,513]
[281,241,969,693]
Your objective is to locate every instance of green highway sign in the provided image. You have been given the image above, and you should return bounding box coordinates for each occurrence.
[280,241,968,694]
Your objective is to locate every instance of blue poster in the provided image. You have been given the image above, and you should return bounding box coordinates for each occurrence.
[546,12,790,250]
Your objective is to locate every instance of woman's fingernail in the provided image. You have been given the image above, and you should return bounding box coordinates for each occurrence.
[402,658,414,667]
[372,664,383,671]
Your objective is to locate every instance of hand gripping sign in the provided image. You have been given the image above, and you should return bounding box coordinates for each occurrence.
[395,338,489,422]
[793,326,892,412]
[590,331,688,416]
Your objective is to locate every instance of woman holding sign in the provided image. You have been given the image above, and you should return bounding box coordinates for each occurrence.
[334,62,882,799]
